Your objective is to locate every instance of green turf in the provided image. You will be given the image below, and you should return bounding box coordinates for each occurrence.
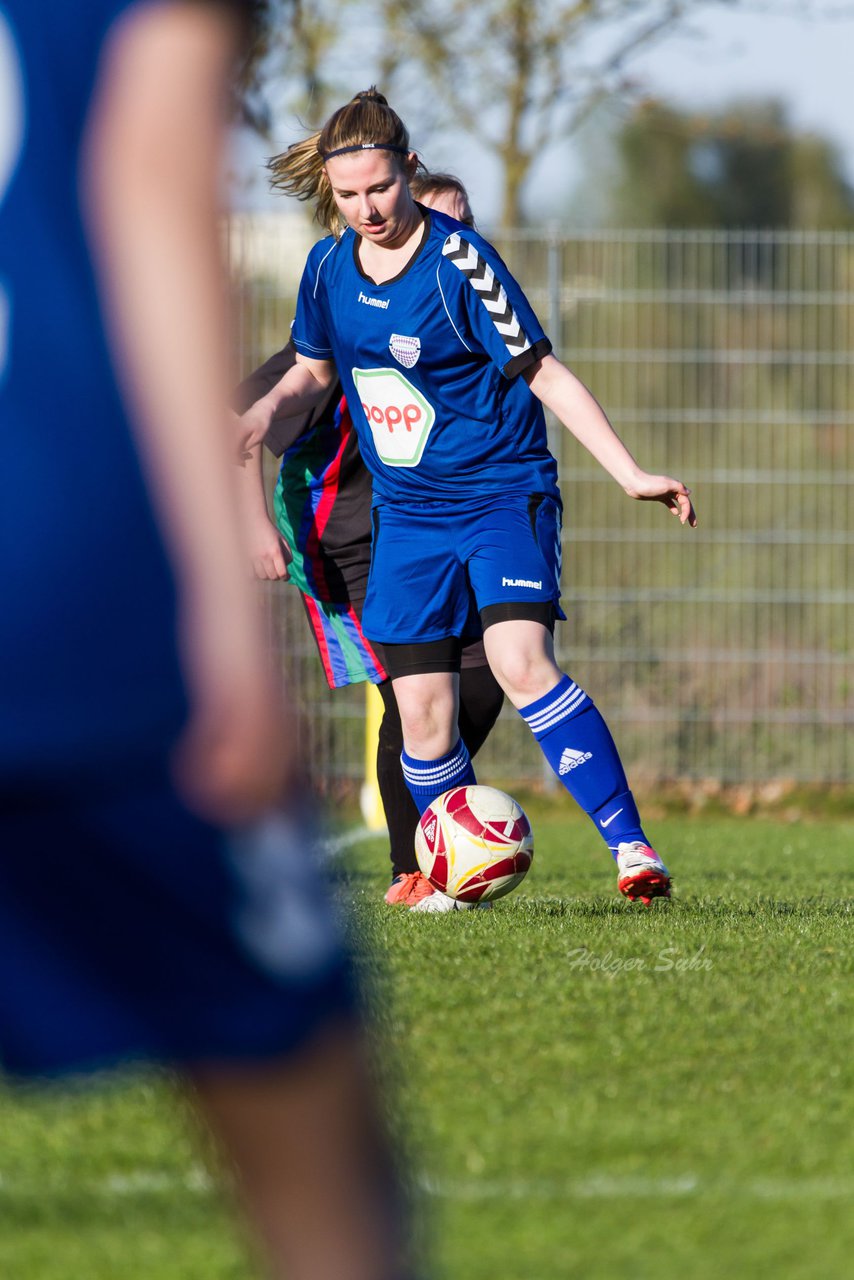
[1,814,852,1278]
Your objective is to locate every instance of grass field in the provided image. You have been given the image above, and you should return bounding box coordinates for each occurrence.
[1,811,852,1278]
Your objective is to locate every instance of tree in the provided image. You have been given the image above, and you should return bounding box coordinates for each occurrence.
[370,0,693,228]
[236,1,854,227]
[235,0,350,139]
[236,1,703,224]
[611,98,854,229]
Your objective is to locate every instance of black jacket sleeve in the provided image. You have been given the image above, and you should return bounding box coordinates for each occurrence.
[233,340,341,458]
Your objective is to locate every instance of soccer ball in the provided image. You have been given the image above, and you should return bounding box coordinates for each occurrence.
[414,785,534,903]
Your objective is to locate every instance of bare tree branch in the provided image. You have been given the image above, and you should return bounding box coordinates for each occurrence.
[235,0,854,225]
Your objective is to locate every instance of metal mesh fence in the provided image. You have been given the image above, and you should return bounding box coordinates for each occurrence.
[230,219,854,788]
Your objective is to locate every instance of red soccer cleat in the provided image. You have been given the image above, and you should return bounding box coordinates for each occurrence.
[616,842,672,904]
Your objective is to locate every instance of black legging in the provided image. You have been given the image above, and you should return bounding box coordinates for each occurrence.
[375,666,505,878]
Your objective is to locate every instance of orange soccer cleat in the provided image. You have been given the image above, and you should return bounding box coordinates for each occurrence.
[384,871,437,907]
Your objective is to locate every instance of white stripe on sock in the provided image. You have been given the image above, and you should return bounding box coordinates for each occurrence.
[401,743,470,788]
[523,683,588,735]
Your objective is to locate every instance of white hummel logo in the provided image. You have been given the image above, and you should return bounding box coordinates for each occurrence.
[599,808,624,829]
[358,290,389,310]
[558,747,592,775]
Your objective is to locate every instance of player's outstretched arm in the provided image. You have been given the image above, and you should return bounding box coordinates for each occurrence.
[237,354,335,452]
[235,444,292,581]
[525,353,697,527]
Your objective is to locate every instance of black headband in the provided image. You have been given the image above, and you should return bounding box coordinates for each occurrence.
[321,142,410,161]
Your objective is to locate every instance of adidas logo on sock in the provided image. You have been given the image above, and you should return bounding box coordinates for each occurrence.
[558,746,593,775]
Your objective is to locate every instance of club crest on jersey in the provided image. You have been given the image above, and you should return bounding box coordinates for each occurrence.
[389,333,421,369]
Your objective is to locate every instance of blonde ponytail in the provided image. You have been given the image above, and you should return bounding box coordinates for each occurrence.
[267,88,419,237]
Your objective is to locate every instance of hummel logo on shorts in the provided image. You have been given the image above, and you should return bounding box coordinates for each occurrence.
[558,747,592,775]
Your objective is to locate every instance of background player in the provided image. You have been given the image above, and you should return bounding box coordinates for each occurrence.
[235,171,504,909]
[0,9,414,1277]
[236,89,697,910]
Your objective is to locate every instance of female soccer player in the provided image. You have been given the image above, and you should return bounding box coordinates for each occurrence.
[236,173,504,909]
[237,89,697,909]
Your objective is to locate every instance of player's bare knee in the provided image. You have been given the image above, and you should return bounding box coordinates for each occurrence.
[398,702,456,758]
[489,651,558,706]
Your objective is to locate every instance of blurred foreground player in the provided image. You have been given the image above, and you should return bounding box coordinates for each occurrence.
[0,3,412,1277]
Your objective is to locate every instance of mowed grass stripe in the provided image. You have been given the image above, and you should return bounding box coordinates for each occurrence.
[0,1168,852,1201]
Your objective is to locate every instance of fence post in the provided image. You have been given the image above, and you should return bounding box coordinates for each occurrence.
[546,223,563,463]
[542,224,564,794]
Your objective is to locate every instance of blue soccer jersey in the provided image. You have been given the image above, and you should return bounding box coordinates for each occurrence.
[291,207,559,503]
[0,0,187,781]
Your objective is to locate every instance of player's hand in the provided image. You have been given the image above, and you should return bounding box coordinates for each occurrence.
[625,473,697,527]
[235,398,273,457]
[249,514,292,581]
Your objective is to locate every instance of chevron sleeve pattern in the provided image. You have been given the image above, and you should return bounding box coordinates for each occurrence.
[441,232,551,378]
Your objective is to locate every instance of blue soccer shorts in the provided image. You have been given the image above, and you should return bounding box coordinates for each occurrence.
[0,767,355,1078]
[362,491,565,646]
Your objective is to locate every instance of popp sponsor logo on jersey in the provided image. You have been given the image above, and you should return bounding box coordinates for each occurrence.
[352,367,435,467]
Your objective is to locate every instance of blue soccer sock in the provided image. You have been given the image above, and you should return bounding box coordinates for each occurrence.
[400,739,477,816]
[519,675,648,858]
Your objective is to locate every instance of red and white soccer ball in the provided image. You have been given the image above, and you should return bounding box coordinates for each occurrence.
[414,785,534,904]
